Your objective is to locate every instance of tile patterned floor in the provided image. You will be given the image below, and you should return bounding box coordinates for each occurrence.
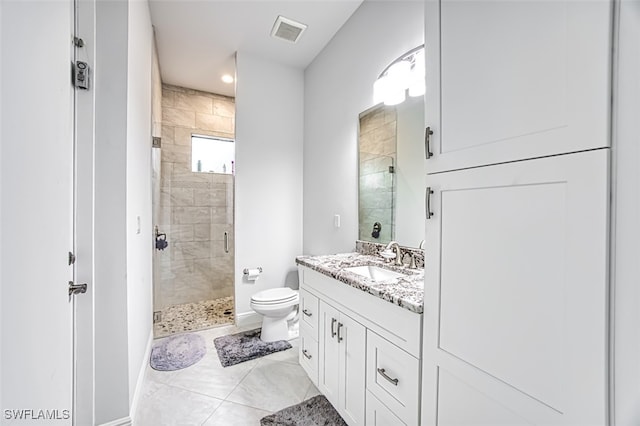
[135,324,320,426]
[154,297,235,338]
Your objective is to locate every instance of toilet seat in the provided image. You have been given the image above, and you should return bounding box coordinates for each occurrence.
[251,288,298,304]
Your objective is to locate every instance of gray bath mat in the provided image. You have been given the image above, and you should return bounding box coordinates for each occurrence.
[213,328,291,367]
[260,395,347,426]
[150,333,206,371]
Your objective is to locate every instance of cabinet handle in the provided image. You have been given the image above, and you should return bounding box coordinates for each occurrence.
[224,231,229,253]
[425,126,434,159]
[337,322,344,342]
[331,318,337,338]
[302,309,312,317]
[302,349,312,359]
[377,368,399,386]
[426,187,434,219]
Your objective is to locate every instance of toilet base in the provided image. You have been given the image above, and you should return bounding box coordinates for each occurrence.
[260,316,290,342]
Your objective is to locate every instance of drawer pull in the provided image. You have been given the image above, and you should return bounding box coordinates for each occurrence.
[302,309,312,317]
[377,368,399,386]
[331,318,337,338]
[337,323,344,342]
[302,349,312,359]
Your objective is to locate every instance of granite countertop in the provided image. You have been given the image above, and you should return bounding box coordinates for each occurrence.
[295,252,424,314]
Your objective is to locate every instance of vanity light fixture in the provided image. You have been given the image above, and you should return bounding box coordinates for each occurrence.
[373,44,425,106]
[221,74,234,84]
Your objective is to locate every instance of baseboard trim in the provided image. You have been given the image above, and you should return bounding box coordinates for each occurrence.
[236,311,261,328]
[99,416,132,426]
[129,329,153,424]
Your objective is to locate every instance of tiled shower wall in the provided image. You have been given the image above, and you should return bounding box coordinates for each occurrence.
[358,105,397,243]
[156,84,235,310]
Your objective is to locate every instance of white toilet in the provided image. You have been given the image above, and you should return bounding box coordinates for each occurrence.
[250,287,299,342]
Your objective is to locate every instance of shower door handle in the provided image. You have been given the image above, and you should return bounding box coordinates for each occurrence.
[224,232,229,253]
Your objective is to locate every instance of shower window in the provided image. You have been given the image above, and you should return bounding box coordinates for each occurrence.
[191,135,235,174]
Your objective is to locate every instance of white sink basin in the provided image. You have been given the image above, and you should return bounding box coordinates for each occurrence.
[345,265,405,281]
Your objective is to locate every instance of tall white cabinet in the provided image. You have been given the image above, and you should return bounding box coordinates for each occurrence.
[424,0,611,172]
[421,1,612,425]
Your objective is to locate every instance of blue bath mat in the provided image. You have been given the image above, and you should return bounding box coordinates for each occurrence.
[150,333,206,371]
[214,328,292,367]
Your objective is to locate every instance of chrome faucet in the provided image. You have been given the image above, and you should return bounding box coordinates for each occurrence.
[419,240,425,250]
[382,241,404,266]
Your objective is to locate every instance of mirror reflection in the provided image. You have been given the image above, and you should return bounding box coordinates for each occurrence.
[358,95,425,248]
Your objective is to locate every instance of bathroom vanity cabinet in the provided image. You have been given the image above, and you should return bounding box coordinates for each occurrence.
[297,265,422,426]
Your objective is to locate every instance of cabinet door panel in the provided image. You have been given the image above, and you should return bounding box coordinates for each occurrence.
[367,331,420,425]
[366,391,407,426]
[425,0,611,173]
[422,150,609,425]
[340,313,366,426]
[318,301,341,405]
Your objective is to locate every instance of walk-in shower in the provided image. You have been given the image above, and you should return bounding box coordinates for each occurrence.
[152,84,236,337]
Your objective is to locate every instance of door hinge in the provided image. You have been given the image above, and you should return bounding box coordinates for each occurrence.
[68,281,87,297]
[73,61,90,90]
[68,251,76,265]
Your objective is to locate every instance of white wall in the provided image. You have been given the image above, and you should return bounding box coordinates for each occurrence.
[0,0,4,414]
[303,1,423,255]
[94,0,131,422]
[612,1,640,424]
[126,0,154,410]
[234,52,304,319]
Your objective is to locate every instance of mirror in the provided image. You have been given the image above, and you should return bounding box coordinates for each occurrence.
[358,95,425,248]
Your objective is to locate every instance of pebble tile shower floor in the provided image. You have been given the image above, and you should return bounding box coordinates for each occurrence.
[154,296,235,338]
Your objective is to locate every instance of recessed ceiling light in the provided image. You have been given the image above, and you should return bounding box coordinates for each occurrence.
[221,74,234,84]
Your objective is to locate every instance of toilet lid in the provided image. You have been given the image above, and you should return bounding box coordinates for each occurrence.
[251,288,298,304]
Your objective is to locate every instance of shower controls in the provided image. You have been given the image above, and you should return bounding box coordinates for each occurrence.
[155,226,168,251]
[371,222,382,239]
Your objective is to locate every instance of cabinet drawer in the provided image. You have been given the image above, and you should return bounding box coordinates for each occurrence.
[300,288,319,338]
[366,331,420,425]
[299,324,318,386]
[366,390,406,426]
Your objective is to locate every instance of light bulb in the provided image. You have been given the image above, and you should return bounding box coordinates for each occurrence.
[384,89,406,106]
[373,75,389,105]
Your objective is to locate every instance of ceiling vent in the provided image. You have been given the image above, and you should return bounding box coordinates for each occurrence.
[271,15,307,43]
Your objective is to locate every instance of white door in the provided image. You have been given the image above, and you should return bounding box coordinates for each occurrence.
[72,0,96,424]
[338,313,366,426]
[1,0,77,424]
[319,301,341,405]
[421,149,609,425]
[424,0,611,173]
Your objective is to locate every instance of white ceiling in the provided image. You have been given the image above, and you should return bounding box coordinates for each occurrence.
[148,1,364,97]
